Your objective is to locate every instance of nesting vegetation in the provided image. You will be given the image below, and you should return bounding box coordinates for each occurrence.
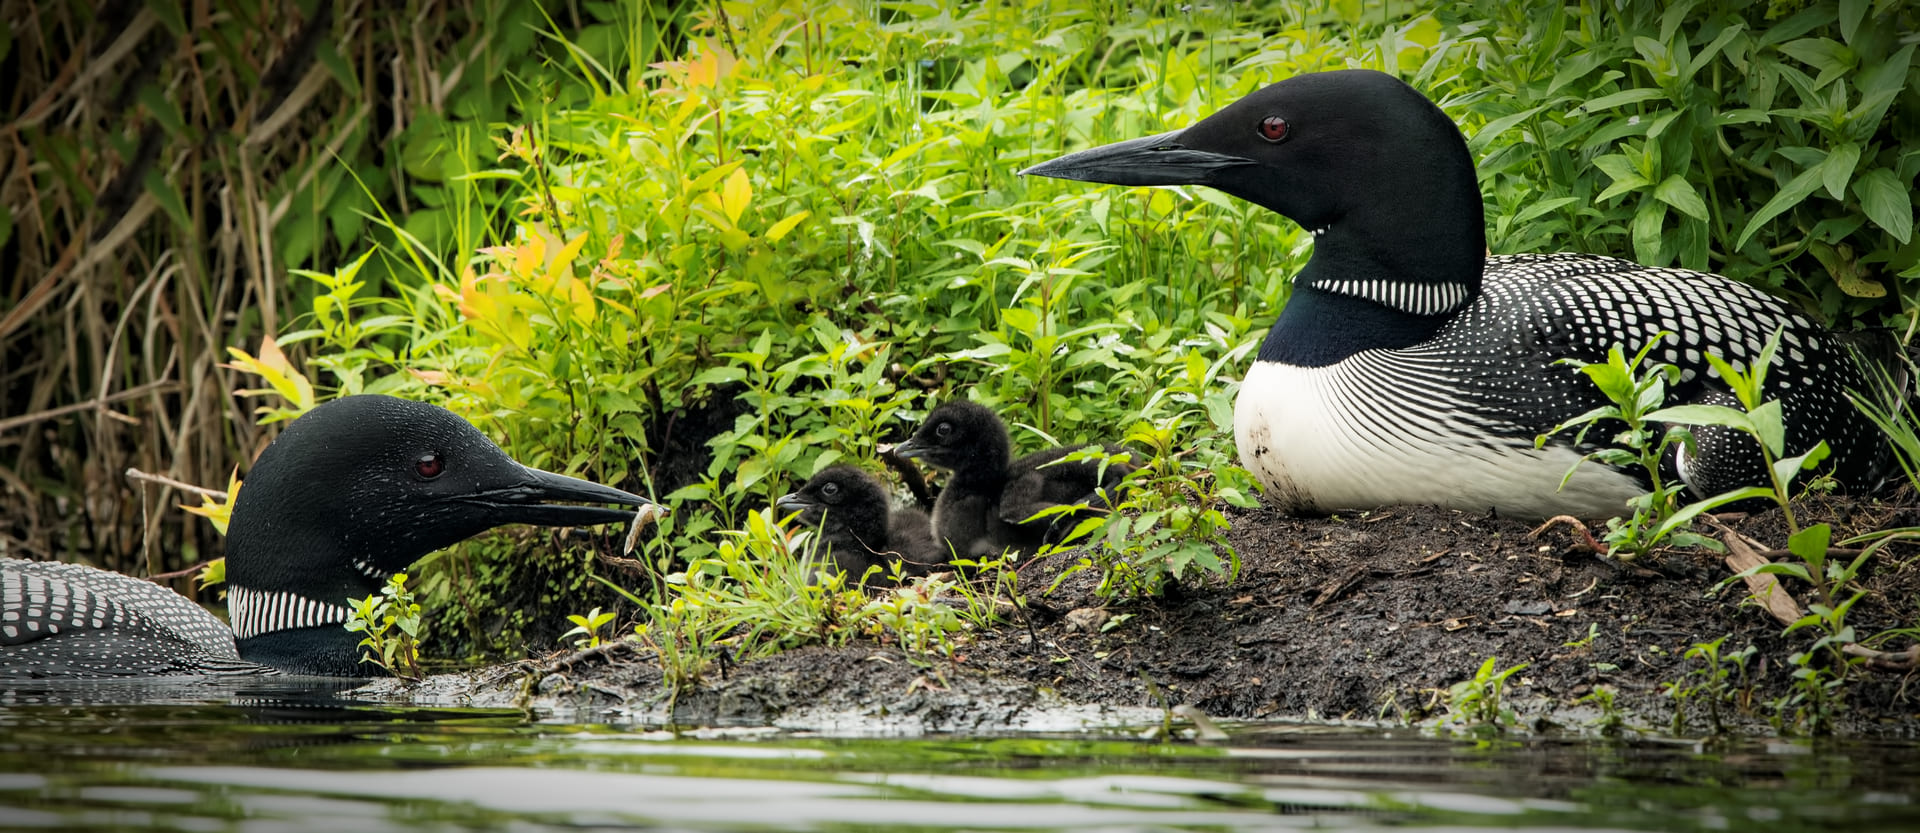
[8,0,1920,732]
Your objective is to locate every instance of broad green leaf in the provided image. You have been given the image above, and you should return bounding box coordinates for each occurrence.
[1735,163,1825,250]
[1820,142,1860,200]
[1653,486,1772,538]
[1772,440,1831,489]
[1852,168,1913,244]
[1837,0,1868,45]
[1777,38,1854,84]
[720,168,752,224]
[1467,104,1548,152]
[1631,200,1667,264]
[689,366,747,386]
[1580,88,1665,112]
[1646,403,1753,433]
[1750,400,1786,456]
[1788,522,1832,573]
[764,209,811,242]
[1653,175,1710,221]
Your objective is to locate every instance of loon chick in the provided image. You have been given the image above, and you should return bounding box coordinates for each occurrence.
[1,395,656,678]
[891,401,1131,559]
[775,465,943,582]
[1021,69,1898,519]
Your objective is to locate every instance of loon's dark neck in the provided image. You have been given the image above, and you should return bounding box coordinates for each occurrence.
[1258,279,1457,367]
[235,624,377,677]
[1256,221,1482,367]
[228,560,388,677]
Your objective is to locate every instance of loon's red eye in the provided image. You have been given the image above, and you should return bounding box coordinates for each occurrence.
[1258,115,1290,143]
[415,453,445,479]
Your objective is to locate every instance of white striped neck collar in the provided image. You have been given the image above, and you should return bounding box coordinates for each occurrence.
[1311,277,1473,317]
[226,585,354,640]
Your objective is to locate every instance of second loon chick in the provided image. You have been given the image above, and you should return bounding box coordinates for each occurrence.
[891,401,1132,560]
[2,395,657,678]
[1021,69,1899,519]
[775,465,944,582]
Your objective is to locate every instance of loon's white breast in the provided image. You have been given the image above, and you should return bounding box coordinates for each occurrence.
[1234,356,1645,519]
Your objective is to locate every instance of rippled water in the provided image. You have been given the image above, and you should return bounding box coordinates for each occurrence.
[2,677,1915,831]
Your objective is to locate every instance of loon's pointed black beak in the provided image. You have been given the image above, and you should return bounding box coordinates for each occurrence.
[1019,129,1254,186]
[774,492,809,514]
[476,466,662,528]
[884,438,926,461]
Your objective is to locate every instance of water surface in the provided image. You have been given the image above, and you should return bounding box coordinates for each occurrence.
[1,677,1913,831]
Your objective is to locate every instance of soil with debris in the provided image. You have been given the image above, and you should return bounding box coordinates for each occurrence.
[370,496,1920,737]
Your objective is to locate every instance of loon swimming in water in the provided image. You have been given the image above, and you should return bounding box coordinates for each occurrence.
[1,395,657,678]
[1021,69,1899,519]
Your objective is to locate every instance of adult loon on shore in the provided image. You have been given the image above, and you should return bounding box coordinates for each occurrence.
[1021,69,1899,519]
[1,395,657,678]
[891,401,1132,558]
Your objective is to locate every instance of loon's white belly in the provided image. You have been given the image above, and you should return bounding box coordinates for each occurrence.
[1234,359,1644,519]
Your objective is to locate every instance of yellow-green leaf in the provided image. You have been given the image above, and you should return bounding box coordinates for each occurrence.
[765,210,811,242]
[721,168,752,224]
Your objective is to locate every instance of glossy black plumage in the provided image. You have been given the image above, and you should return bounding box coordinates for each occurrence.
[2,395,656,678]
[775,465,944,582]
[1022,69,1901,519]
[891,401,1131,559]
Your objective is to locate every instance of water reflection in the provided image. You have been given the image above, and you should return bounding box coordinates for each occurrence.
[0,681,1914,832]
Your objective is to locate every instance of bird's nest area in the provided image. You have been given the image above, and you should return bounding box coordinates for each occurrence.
[379,495,1920,737]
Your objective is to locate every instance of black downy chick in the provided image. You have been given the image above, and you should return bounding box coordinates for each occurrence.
[775,465,943,582]
[1,395,660,678]
[890,401,1131,560]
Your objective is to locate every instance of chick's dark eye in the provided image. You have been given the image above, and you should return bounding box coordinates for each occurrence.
[415,453,445,479]
[935,423,953,438]
[821,483,840,498]
[1258,115,1290,143]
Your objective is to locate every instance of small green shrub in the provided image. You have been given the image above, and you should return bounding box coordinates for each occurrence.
[345,573,425,680]
[1435,656,1530,733]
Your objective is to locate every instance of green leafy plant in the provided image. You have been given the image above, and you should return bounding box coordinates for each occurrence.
[1064,346,1259,600]
[345,572,425,681]
[1663,635,1758,736]
[1435,657,1530,733]
[1576,685,1625,737]
[561,607,618,650]
[1537,336,1732,558]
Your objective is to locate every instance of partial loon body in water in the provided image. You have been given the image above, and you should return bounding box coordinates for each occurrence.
[1020,69,1900,519]
[2,395,656,678]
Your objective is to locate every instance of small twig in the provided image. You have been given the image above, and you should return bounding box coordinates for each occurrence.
[145,559,218,584]
[1843,642,1920,672]
[125,467,228,500]
[1705,516,1803,629]
[1312,564,1368,608]
[532,637,645,677]
[1529,514,1606,554]
[879,448,935,511]
[0,379,177,434]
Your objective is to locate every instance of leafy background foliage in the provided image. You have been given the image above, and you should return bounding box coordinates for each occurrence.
[5,0,1915,661]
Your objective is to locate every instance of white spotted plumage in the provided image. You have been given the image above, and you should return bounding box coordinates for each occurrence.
[1242,252,1887,518]
[1,558,259,676]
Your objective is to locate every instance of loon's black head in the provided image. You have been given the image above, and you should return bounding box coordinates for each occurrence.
[224,395,655,674]
[1021,69,1486,316]
[775,465,891,546]
[889,401,1012,487]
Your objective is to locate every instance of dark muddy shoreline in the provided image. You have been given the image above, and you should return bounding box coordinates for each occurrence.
[364,498,1920,737]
